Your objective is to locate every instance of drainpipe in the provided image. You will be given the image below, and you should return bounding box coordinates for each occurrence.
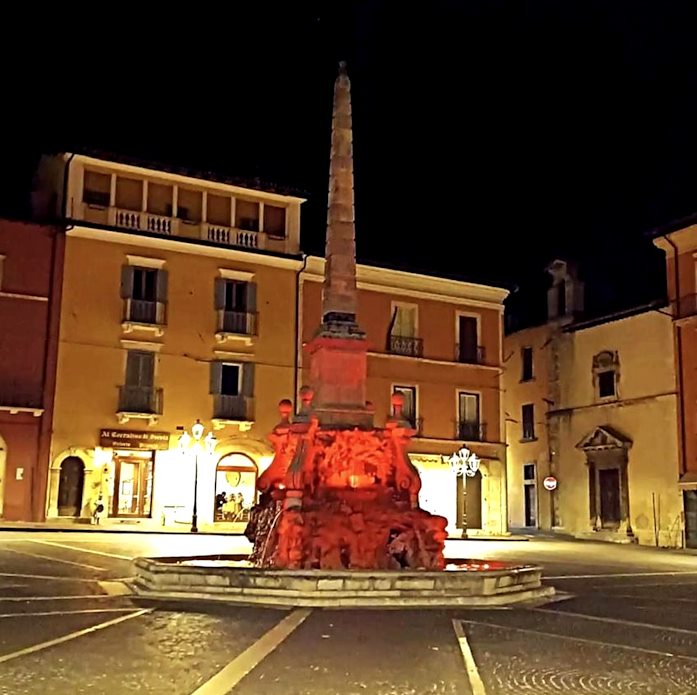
[664,234,687,478]
[294,253,308,409]
[61,153,76,221]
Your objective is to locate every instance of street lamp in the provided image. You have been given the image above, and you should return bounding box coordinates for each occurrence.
[443,446,480,538]
[178,419,217,533]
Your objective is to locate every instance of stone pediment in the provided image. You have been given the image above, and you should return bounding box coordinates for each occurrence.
[576,425,632,451]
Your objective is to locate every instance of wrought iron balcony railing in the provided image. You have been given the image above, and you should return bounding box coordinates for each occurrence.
[123,299,166,325]
[0,383,42,410]
[213,395,254,421]
[218,310,258,336]
[455,344,485,364]
[389,334,423,358]
[117,385,163,415]
[457,421,486,442]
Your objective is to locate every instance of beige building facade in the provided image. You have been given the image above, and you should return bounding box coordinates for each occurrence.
[505,261,683,547]
[34,153,305,529]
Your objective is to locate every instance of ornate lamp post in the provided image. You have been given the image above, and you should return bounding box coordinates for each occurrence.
[178,420,217,533]
[443,446,480,538]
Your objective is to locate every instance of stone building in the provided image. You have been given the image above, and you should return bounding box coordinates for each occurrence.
[505,260,683,547]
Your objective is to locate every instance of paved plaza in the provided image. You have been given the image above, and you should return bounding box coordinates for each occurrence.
[0,532,696,694]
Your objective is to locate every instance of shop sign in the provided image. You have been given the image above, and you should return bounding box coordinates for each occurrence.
[99,429,171,451]
[543,476,558,491]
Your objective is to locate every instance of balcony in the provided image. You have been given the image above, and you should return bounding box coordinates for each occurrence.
[672,294,697,321]
[389,334,423,358]
[0,382,43,415]
[117,385,163,424]
[455,344,485,365]
[215,310,258,345]
[457,421,486,442]
[204,224,263,250]
[213,395,254,431]
[122,300,166,336]
[110,208,176,236]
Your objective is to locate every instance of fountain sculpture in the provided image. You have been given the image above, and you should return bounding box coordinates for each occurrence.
[247,63,448,570]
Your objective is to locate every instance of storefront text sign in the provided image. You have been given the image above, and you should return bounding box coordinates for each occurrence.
[99,429,170,451]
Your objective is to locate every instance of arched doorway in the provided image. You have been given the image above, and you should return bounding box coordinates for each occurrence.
[57,457,85,517]
[214,453,257,522]
[456,470,482,530]
[0,434,6,518]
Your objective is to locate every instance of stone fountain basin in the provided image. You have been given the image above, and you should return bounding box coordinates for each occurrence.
[132,555,555,608]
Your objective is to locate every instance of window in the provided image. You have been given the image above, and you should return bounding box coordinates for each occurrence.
[388,303,422,357]
[121,266,168,325]
[264,205,286,238]
[523,463,536,481]
[521,346,534,381]
[392,385,417,427]
[221,364,241,396]
[214,278,257,335]
[83,170,111,207]
[521,403,535,441]
[236,199,260,231]
[210,362,255,420]
[598,370,616,398]
[119,351,160,414]
[457,315,480,363]
[125,351,154,388]
[593,350,619,400]
[458,392,481,440]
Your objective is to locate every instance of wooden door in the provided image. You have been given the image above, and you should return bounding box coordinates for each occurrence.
[57,457,84,516]
[599,468,621,528]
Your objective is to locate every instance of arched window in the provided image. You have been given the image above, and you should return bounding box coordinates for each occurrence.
[214,453,257,522]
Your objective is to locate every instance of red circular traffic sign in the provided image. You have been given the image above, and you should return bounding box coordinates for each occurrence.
[543,476,558,491]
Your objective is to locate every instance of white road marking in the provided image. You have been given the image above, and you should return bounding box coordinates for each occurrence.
[533,607,697,636]
[28,539,132,561]
[546,570,697,580]
[0,608,138,618]
[190,608,311,695]
[98,581,132,596]
[2,546,106,571]
[0,609,151,664]
[0,594,119,602]
[461,618,697,662]
[0,573,100,582]
[452,619,487,695]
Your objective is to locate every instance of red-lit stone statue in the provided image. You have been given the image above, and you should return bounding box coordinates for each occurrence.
[247,63,447,570]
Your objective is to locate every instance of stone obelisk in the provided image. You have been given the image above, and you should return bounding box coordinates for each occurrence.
[307,62,373,428]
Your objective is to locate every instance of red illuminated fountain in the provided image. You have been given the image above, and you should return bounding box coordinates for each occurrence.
[132,63,553,607]
[247,63,448,570]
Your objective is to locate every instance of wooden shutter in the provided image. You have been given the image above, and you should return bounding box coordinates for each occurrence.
[155,269,168,303]
[120,266,134,299]
[209,361,223,394]
[214,278,226,311]
[126,351,154,387]
[246,282,257,313]
[242,362,255,397]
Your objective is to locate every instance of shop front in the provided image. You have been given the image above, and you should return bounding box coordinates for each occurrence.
[410,451,506,537]
[47,428,274,529]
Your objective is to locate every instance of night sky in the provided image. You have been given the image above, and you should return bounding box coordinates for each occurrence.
[3,2,696,326]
